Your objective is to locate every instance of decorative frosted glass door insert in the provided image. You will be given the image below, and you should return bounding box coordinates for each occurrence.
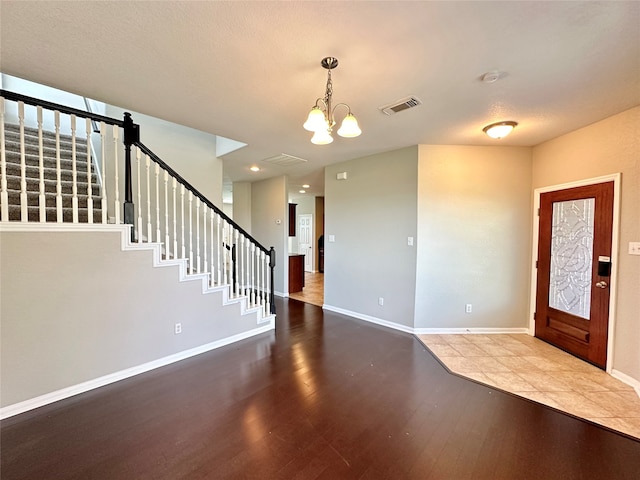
[548,198,595,320]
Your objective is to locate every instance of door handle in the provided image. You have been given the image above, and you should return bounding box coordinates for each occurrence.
[595,281,608,289]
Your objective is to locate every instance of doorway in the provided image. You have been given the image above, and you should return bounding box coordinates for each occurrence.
[298,214,313,272]
[532,176,619,370]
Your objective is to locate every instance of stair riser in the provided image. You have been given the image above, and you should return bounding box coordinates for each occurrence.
[6,190,102,209]
[3,129,80,150]
[6,205,104,223]
[4,124,87,141]
[4,147,90,165]
[3,140,91,160]
[4,153,93,175]
[4,177,100,195]
[4,163,99,184]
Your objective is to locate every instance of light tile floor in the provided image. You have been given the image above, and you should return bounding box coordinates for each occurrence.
[417,333,640,440]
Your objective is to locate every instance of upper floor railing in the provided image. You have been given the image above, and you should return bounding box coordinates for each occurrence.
[0,89,275,317]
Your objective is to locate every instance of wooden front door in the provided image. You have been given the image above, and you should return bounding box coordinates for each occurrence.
[535,181,614,369]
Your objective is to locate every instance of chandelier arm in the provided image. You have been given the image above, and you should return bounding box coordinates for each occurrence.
[331,103,353,117]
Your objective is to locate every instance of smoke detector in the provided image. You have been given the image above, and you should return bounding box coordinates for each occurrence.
[379,96,422,116]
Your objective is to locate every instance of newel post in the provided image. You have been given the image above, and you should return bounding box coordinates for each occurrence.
[123,112,140,240]
[269,246,276,314]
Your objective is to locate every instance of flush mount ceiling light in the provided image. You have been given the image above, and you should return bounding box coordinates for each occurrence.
[250,166,260,172]
[483,121,518,139]
[303,57,362,145]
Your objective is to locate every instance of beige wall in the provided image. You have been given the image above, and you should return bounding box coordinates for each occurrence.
[251,176,288,296]
[532,106,640,382]
[415,146,533,329]
[325,147,418,328]
[232,181,252,233]
[0,230,265,409]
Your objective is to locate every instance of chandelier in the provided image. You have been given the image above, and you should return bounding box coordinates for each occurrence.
[303,57,362,145]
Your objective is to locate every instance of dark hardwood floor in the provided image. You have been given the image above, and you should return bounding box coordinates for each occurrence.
[2,298,639,479]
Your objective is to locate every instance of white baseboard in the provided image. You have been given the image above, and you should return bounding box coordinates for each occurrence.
[611,369,640,398]
[414,327,530,335]
[322,305,529,336]
[0,324,274,420]
[322,305,416,334]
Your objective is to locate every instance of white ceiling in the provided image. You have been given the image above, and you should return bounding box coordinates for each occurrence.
[2,1,639,201]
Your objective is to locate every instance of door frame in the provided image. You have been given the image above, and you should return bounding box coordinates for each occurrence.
[528,173,621,373]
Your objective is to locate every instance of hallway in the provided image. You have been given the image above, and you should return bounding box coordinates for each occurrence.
[288,271,324,307]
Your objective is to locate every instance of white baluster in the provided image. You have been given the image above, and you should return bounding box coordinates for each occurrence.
[145,155,151,242]
[209,209,215,286]
[241,235,247,297]
[251,243,257,306]
[234,229,240,297]
[70,114,78,223]
[196,198,201,274]
[18,102,27,222]
[99,122,107,224]
[0,97,7,221]
[172,178,178,259]
[55,111,63,223]
[155,163,161,243]
[85,118,93,224]
[164,170,170,256]
[180,184,185,260]
[188,191,194,274]
[136,148,142,241]
[113,126,120,224]
[202,204,208,276]
[37,107,46,222]
[216,214,222,285]
[222,221,228,285]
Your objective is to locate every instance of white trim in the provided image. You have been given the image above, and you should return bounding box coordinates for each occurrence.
[529,173,621,373]
[611,369,640,398]
[323,305,416,333]
[321,305,527,336]
[414,327,529,335]
[0,222,129,233]
[0,324,274,420]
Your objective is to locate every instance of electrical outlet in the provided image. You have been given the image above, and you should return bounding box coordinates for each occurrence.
[174,323,182,334]
[407,236,414,246]
[378,297,384,306]
[465,304,472,314]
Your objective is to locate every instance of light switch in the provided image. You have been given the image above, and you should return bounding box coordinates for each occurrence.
[629,242,640,255]
[407,236,414,246]
[328,235,335,242]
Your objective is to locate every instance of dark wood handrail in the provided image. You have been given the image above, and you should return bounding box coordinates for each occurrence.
[1,89,276,313]
[0,89,124,127]
[135,143,269,255]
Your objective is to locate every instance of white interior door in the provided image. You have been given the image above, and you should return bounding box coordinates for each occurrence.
[298,214,313,272]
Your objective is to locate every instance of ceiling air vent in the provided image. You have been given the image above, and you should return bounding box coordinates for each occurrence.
[262,153,308,167]
[379,96,422,116]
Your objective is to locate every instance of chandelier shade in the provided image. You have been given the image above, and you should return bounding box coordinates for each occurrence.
[337,113,362,138]
[303,107,327,132]
[303,57,361,144]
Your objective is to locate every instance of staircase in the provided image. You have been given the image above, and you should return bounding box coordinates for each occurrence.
[2,123,102,222]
